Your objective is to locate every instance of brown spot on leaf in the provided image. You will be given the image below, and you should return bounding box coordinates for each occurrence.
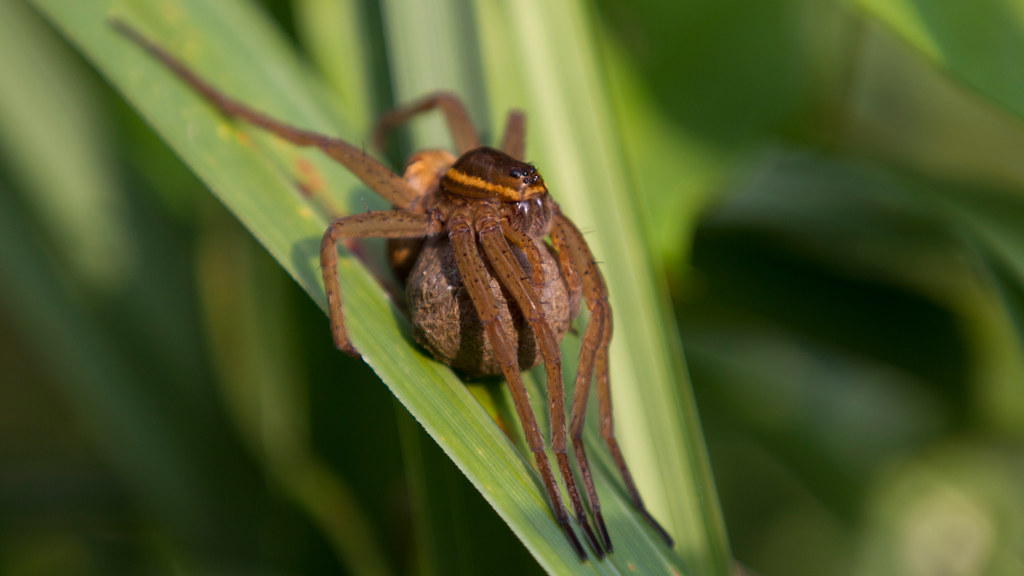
[296,157,325,197]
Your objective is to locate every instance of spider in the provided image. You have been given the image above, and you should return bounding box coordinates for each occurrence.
[113,20,672,560]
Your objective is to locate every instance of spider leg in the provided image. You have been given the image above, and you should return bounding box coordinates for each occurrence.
[549,214,611,549]
[111,20,419,210]
[594,316,672,547]
[550,228,583,325]
[449,213,587,561]
[500,219,545,287]
[321,211,441,354]
[372,92,482,156]
[551,212,675,550]
[500,110,526,161]
[478,214,605,558]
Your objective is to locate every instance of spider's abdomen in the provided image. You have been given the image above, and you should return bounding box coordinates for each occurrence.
[405,235,572,377]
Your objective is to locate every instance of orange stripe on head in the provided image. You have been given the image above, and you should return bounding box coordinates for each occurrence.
[443,168,521,201]
[442,146,549,202]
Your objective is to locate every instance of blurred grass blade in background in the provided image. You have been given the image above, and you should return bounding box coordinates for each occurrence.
[851,0,1024,122]
[0,0,132,291]
[842,0,1024,432]
[0,0,219,555]
[28,0,728,573]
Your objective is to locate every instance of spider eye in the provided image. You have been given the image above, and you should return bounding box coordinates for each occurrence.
[509,168,523,178]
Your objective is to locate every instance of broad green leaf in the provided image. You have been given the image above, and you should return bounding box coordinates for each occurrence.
[852,0,1024,122]
[30,0,730,573]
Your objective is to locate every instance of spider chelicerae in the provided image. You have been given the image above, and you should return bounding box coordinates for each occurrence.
[113,20,672,560]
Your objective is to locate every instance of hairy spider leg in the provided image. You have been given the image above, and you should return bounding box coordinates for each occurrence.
[372,92,481,155]
[321,211,442,354]
[372,93,528,163]
[111,20,419,210]
[500,111,527,161]
[499,220,545,286]
[551,213,675,549]
[549,215,611,549]
[477,209,605,558]
[596,314,674,546]
[449,211,588,560]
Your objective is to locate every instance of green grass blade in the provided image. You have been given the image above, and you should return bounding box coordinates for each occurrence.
[851,0,1024,122]
[0,0,217,540]
[195,212,394,576]
[387,0,731,573]
[0,0,131,291]
[293,0,380,131]
[31,0,729,573]
[925,183,1024,355]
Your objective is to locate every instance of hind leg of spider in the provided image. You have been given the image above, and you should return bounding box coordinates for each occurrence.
[449,213,588,560]
[500,110,526,161]
[566,300,614,551]
[595,323,674,546]
[372,92,481,155]
[321,211,442,354]
[550,215,612,550]
[552,212,674,549]
[478,211,605,558]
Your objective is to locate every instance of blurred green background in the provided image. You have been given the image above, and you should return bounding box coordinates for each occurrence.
[3,0,1024,575]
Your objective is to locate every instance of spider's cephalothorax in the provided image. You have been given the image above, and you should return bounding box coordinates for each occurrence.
[114,19,673,561]
[443,147,546,200]
[441,147,554,238]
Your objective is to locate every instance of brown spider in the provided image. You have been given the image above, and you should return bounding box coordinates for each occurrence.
[113,20,673,560]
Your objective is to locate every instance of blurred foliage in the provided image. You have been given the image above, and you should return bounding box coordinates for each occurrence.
[592,0,1024,575]
[2,0,1024,575]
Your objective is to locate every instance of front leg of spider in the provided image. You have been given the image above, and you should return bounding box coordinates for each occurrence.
[448,211,588,559]
[320,211,442,354]
[476,208,604,557]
